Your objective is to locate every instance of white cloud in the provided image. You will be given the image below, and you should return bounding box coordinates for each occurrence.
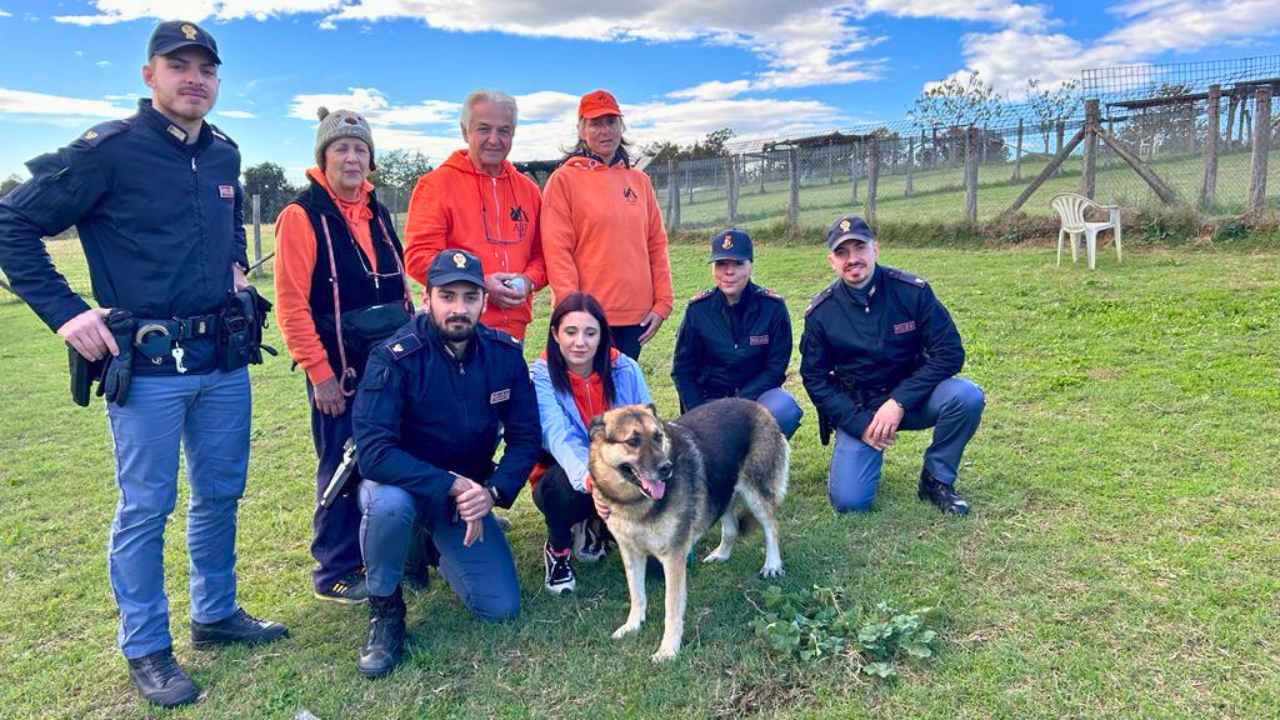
[74,50,85,57]
[96,60,112,67]
[0,88,132,120]
[54,1,342,26]
[944,0,1280,95]
[0,9,12,18]
[668,80,753,102]
[219,109,256,119]
[287,87,462,126]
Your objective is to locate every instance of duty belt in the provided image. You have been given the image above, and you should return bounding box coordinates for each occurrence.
[133,313,220,373]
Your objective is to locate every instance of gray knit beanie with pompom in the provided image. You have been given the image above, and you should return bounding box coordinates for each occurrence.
[315,106,376,171]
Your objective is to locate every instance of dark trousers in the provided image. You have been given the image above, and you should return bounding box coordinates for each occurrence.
[611,324,645,360]
[307,381,363,591]
[531,464,598,551]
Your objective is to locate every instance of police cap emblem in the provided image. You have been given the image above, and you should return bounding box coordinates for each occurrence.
[83,130,98,140]
[722,234,733,249]
[840,219,851,233]
[181,24,198,40]
[453,253,467,269]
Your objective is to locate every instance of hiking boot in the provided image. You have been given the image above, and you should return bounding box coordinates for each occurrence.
[918,470,971,516]
[575,518,610,563]
[315,572,369,605]
[191,608,288,649]
[544,542,576,595]
[126,647,199,708]
[358,588,406,679]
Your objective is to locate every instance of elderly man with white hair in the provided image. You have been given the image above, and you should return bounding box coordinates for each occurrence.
[403,90,545,341]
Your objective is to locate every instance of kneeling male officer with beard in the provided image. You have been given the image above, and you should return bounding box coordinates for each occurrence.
[351,249,540,678]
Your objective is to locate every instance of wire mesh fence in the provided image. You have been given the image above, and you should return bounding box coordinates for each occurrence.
[642,57,1280,234]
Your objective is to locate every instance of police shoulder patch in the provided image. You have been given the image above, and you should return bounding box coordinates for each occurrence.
[805,284,836,316]
[688,288,714,304]
[884,266,928,288]
[384,333,423,361]
[208,123,239,148]
[71,119,131,150]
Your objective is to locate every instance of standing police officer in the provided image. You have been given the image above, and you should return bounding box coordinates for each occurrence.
[800,215,985,515]
[672,228,803,438]
[351,249,540,679]
[0,21,286,708]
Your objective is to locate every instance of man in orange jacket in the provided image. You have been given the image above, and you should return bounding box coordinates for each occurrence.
[403,90,545,341]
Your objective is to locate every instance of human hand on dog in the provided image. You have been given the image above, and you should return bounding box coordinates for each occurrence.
[591,488,611,521]
[862,398,904,451]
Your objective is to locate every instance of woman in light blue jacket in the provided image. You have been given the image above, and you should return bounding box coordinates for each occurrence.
[529,292,652,594]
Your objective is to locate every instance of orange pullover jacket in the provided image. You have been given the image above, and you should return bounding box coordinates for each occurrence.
[540,155,674,327]
[403,150,546,339]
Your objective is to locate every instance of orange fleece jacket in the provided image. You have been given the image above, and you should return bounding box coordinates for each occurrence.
[273,167,379,386]
[540,155,673,326]
[403,149,546,339]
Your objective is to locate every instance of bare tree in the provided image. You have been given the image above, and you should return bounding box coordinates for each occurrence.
[1026,78,1081,153]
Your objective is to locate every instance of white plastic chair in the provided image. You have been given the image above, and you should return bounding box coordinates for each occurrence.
[1051,193,1122,270]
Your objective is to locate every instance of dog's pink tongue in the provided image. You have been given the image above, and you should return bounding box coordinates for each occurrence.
[640,476,666,500]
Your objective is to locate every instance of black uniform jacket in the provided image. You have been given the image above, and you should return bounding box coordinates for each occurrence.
[800,265,964,440]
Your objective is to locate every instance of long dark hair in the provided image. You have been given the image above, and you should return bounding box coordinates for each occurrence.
[546,292,616,405]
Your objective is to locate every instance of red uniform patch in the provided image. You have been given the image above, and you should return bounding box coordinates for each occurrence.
[218,185,235,199]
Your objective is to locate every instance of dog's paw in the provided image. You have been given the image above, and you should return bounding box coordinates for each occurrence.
[612,621,642,640]
[702,547,731,563]
[759,564,785,578]
[650,647,679,663]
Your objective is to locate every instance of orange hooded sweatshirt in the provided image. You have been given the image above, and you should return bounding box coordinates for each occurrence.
[403,149,546,339]
[273,166,379,386]
[540,155,673,327]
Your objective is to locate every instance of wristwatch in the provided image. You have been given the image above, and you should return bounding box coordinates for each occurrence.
[488,485,501,504]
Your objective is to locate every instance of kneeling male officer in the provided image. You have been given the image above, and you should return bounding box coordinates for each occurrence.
[351,249,540,678]
[0,21,286,708]
[800,215,985,515]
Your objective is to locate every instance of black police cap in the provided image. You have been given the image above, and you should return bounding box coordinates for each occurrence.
[825,214,875,251]
[710,228,753,262]
[148,20,221,65]
[428,249,486,289]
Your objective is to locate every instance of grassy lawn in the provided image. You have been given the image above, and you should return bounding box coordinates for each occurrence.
[1,233,1278,719]
[661,147,1280,230]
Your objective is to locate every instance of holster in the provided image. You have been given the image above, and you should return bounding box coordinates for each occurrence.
[68,346,104,407]
[218,287,276,371]
[69,309,136,406]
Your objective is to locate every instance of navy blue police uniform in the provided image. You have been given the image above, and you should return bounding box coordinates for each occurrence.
[351,249,540,628]
[672,228,802,437]
[0,19,286,709]
[800,215,984,514]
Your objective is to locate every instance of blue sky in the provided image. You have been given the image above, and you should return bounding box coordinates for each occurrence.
[2,1,1279,183]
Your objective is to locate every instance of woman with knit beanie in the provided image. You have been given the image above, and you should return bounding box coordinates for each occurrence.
[274,108,413,605]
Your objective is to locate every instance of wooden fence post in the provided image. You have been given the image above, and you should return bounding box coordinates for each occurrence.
[866,140,880,224]
[1081,100,1099,199]
[787,147,800,229]
[905,137,915,197]
[686,164,693,206]
[760,154,767,194]
[1248,87,1272,212]
[1013,117,1024,181]
[964,127,978,222]
[1054,121,1066,176]
[850,149,859,203]
[1200,84,1220,209]
[251,194,263,278]
[1225,91,1239,147]
[666,158,681,231]
[726,154,739,224]
[827,142,835,184]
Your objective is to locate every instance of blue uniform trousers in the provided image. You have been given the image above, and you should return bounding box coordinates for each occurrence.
[358,479,520,621]
[105,367,250,659]
[755,387,804,439]
[306,381,363,592]
[828,377,984,513]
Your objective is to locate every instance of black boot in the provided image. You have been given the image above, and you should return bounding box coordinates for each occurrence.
[917,469,971,515]
[126,647,199,708]
[358,587,406,679]
[191,608,289,649]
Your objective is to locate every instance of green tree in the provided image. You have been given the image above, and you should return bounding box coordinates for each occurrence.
[0,174,23,198]
[371,150,433,197]
[241,162,295,220]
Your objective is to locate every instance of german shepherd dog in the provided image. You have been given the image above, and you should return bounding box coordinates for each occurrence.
[588,398,788,661]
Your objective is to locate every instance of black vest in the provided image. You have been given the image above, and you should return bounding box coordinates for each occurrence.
[290,179,408,380]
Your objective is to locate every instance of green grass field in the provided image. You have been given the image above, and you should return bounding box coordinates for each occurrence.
[1,233,1278,719]
[660,147,1280,231]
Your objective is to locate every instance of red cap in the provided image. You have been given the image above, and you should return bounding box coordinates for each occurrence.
[578,90,622,119]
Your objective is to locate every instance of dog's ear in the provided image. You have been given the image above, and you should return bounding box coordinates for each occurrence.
[647,403,660,420]
[589,414,607,441]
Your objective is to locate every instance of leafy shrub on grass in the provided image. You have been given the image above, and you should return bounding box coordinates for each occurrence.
[750,585,941,679]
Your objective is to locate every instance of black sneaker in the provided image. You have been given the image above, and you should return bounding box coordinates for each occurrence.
[191,608,289,649]
[918,470,971,515]
[315,572,369,605]
[575,517,609,563]
[544,542,576,595]
[126,647,199,708]
[358,589,406,679]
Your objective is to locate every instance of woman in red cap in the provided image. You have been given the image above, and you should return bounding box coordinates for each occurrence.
[540,90,674,359]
